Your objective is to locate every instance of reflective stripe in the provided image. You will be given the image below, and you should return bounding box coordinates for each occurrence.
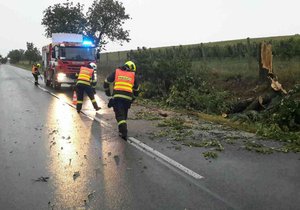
[77,80,90,86]
[77,67,93,83]
[118,120,126,125]
[114,69,135,94]
[113,94,132,100]
[78,74,90,81]
[91,99,96,102]
[115,81,133,88]
[114,86,133,92]
[77,101,83,104]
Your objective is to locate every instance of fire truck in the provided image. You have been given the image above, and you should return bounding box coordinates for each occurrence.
[42,33,98,89]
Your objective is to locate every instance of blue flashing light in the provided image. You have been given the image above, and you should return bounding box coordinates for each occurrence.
[83,40,93,46]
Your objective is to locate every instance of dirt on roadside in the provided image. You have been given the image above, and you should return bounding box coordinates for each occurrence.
[127,102,288,160]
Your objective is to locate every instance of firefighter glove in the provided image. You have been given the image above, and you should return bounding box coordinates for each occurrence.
[105,90,111,97]
[108,98,115,108]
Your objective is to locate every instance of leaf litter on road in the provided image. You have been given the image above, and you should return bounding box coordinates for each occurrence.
[114,155,120,166]
[73,171,80,181]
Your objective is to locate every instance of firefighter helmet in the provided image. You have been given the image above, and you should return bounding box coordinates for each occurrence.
[88,62,97,70]
[124,61,136,72]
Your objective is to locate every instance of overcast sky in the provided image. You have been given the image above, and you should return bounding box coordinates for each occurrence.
[0,0,299,56]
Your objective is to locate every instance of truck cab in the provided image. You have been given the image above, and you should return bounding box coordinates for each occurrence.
[42,33,97,89]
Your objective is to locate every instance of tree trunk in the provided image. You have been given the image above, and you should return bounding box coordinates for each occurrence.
[259,42,272,83]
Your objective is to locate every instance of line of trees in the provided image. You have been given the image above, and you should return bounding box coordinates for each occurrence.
[6,42,41,64]
[0,55,8,64]
[130,36,300,62]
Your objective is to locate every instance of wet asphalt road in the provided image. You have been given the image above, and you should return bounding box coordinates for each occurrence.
[0,64,299,210]
[0,64,231,210]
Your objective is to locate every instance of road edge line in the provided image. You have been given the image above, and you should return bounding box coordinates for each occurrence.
[128,137,204,180]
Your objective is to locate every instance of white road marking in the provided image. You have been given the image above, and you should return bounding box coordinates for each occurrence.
[128,137,204,179]
[24,74,204,180]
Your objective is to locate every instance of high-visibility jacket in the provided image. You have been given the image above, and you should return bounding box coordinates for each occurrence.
[104,67,139,101]
[32,65,39,74]
[76,66,94,86]
[113,69,135,100]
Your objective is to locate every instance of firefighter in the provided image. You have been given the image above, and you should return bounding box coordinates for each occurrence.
[76,62,101,113]
[103,61,139,140]
[32,63,41,85]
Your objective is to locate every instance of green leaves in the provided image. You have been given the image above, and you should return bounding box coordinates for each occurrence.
[7,49,24,64]
[86,0,130,48]
[42,1,86,38]
[24,42,41,63]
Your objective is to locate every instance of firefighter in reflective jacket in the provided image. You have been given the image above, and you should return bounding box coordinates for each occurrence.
[76,62,100,113]
[32,63,41,85]
[103,61,139,140]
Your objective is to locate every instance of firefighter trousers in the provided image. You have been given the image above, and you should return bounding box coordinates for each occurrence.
[76,84,100,112]
[32,73,39,85]
[112,98,132,138]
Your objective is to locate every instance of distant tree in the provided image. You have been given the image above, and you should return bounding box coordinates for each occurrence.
[7,49,24,64]
[41,0,86,38]
[24,42,42,64]
[1,57,8,64]
[85,0,131,50]
[0,54,5,64]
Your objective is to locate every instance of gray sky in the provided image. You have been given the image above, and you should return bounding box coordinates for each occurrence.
[0,0,299,56]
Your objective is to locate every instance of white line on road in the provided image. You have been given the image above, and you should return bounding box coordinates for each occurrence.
[128,137,204,179]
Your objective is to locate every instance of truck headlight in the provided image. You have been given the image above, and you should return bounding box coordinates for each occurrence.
[57,73,66,82]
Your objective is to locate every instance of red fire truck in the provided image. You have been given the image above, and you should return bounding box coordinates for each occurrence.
[42,33,98,89]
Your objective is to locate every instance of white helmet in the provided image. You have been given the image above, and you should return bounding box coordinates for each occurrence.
[88,62,97,70]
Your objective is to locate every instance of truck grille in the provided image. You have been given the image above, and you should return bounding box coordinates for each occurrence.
[67,65,81,71]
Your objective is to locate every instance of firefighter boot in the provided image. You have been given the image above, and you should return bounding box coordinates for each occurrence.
[118,123,128,141]
[76,103,82,113]
[92,102,101,111]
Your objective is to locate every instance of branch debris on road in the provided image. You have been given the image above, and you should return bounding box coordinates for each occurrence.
[33,176,49,182]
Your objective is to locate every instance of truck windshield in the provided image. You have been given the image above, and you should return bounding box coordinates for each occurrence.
[60,47,95,61]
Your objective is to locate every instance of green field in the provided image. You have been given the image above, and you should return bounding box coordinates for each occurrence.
[98,34,300,86]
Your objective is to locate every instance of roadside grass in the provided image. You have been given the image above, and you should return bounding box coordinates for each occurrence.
[272,57,300,88]
[13,61,32,71]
